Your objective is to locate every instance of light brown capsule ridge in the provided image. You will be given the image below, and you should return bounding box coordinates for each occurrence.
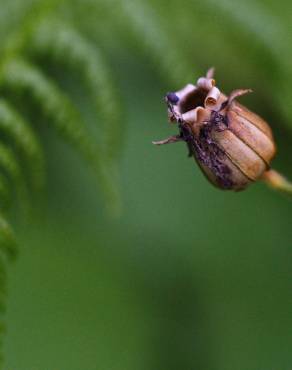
[227,110,276,165]
[232,102,274,140]
[210,129,267,181]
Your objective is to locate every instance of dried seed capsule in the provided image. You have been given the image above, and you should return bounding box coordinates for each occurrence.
[153,68,277,191]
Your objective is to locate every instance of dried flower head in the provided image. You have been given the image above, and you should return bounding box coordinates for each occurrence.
[153,68,290,193]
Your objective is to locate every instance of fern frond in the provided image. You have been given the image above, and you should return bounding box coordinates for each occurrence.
[198,0,292,131]
[0,100,45,192]
[0,142,28,213]
[130,1,194,82]
[0,254,7,368]
[86,0,196,85]
[201,0,284,56]
[0,216,17,366]
[1,58,119,207]
[0,215,16,261]
[29,19,123,160]
[1,58,98,161]
[0,256,7,313]
[0,175,11,212]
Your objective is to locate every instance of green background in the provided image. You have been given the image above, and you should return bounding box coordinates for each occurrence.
[1,0,292,369]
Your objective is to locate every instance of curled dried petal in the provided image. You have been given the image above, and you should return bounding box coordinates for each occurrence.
[175,84,196,101]
[182,106,209,125]
[206,67,215,79]
[204,86,221,108]
[197,77,215,91]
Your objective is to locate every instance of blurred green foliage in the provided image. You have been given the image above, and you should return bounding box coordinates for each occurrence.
[0,0,291,369]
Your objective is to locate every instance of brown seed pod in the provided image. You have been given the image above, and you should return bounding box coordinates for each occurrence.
[153,68,278,191]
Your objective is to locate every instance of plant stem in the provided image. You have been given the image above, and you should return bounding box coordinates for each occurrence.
[262,169,292,196]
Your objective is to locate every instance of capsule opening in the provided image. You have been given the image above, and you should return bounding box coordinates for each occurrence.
[179,89,208,114]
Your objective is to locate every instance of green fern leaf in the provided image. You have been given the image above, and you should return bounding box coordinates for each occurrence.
[0,267,6,315]
[196,0,292,133]
[1,58,100,161]
[85,0,196,84]
[201,0,283,55]
[1,58,119,208]
[122,0,195,83]
[0,142,28,213]
[0,215,17,260]
[0,256,7,314]
[0,175,11,211]
[0,255,7,369]
[0,216,17,367]
[0,100,45,192]
[29,19,123,160]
